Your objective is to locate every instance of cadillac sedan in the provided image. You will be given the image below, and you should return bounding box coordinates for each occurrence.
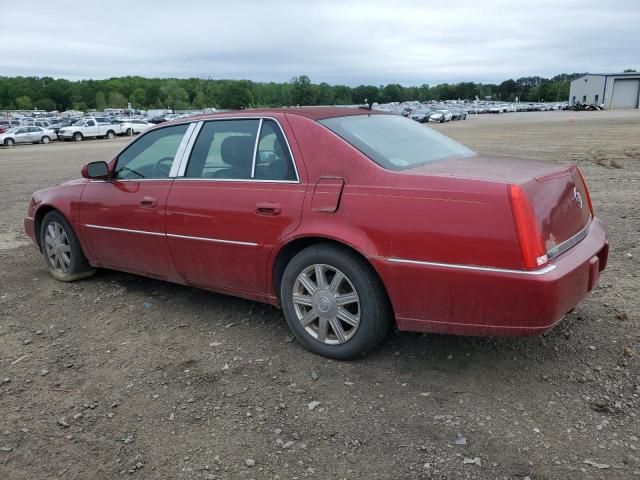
[24,108,608,359]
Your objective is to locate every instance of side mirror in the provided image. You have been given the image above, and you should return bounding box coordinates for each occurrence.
[82,161,110,179]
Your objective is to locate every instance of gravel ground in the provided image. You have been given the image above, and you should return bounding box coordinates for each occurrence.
[0,110,638,480]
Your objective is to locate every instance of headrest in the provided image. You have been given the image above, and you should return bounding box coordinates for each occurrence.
[220,135,254,167]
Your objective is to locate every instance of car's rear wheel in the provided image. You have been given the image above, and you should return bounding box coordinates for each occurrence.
[281,243,392,359]
[106,130,115,139]
[73,132,83,142]
[41,136,50,144]
[40,211,95,282]
[126,128,132,135]
[5,138,15,146]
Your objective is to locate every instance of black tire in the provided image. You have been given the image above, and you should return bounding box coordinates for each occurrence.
[281,243,392,359]
[106,130,115,139]
[126,128,132,136]
[41,136,50,144]
[40,211,95,282]
[73,132,83,142]
[5,138,15,146]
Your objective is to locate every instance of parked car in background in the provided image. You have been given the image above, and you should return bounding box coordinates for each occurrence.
[450,109,467,121]
[429,110,453,122]
[58,118,121,141]
[23,108,608,359]
[1,126,56,146]
[410,110,433,123]
[50,119,79,135]
[26,120,52,129]
[114,119,152,135]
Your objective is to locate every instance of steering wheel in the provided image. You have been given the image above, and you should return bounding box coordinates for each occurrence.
[152,157,174,178]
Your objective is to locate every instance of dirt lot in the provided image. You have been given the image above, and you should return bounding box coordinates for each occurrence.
[1,110,638,480]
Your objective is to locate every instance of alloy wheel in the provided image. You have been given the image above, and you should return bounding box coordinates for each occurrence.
[292,264,360,345]
[44,221,71,273]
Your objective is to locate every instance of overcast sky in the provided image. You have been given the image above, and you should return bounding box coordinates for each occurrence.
[1,0,638,85]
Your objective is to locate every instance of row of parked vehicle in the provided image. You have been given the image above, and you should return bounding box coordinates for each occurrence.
[374,100,568,123]
[0,116,154,146]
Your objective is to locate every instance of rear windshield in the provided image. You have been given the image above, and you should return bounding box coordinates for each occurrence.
[319,114,474,171]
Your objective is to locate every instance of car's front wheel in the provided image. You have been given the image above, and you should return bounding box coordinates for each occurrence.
[281,243,392,359]
[73,132,83,142]
[40,211,96,282]
[41,136,50,144]
[4,138,15,146]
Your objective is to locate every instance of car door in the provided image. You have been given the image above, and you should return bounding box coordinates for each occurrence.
[29,126,43,141]
[79,122,195,282]
[13,127,31,143]
[84,119,98,137]
[165,117,305,295]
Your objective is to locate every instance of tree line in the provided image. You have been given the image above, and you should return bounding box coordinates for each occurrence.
[0,73,587,112]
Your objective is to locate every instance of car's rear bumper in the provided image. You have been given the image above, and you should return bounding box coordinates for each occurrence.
[373,217,608,336]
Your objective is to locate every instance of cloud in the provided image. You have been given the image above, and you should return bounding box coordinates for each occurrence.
[1,0,638,85]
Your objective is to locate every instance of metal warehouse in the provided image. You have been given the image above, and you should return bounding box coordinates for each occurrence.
[569,72,640,109]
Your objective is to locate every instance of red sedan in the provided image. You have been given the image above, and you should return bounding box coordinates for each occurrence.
[24,108,608,359]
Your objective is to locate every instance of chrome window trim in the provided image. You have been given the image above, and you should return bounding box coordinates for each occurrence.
[387,257,557,276]
[84,224,165,237]
[250,118,264,178]
[176,116,300,183]
[166,233,258,247]
[170,178,300,184]
[175,121,204,177]
[168,122,198,177]
[546,218,591,260]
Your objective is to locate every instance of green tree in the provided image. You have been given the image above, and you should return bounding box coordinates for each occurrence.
[291,75,315,106]
[219,81,253,109]
[95,91,107,111]
[34,98,56,111]
[107,91,128,108]
[15,95,33,109]
[130,88,147,108]
[623,68,637,72]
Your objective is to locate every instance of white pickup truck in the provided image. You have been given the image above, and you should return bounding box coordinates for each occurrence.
[57,118,122,141]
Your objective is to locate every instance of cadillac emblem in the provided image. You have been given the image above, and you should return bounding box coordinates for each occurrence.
[574,186,583,209]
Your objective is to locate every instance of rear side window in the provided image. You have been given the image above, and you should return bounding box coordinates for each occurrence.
[115,124,189,180]
[185,119,296,181]
[185,120,259,179]
[255,120,296,181]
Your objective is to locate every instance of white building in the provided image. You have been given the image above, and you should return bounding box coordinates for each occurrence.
[569,72,640,109]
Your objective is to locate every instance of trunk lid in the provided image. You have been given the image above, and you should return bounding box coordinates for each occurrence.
[407,154,592,256]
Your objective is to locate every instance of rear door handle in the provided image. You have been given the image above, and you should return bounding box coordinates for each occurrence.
[255,202,282,216]
[139,196,158,208]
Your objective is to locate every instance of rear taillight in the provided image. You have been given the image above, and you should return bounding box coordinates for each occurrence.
[508,184,548,269]
[576,168,594,216]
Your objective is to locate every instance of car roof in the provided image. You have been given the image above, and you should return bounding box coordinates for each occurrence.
[169,107,387,124]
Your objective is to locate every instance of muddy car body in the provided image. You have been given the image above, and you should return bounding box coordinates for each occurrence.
[24,108,608,358]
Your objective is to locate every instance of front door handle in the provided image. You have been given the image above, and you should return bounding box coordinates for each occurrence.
[255,202,282,216]
[139,196,158,208]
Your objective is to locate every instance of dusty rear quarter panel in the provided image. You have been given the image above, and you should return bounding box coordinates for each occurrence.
[284,113,522,269]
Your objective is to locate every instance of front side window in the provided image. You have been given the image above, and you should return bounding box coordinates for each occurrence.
[319,114,474,171]
[185,120,259,179]
[114,123,189,180]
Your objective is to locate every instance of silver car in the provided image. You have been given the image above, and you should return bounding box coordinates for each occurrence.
[0,126,56,146]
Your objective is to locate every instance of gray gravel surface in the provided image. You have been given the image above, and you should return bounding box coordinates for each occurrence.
[1,111,639,479]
